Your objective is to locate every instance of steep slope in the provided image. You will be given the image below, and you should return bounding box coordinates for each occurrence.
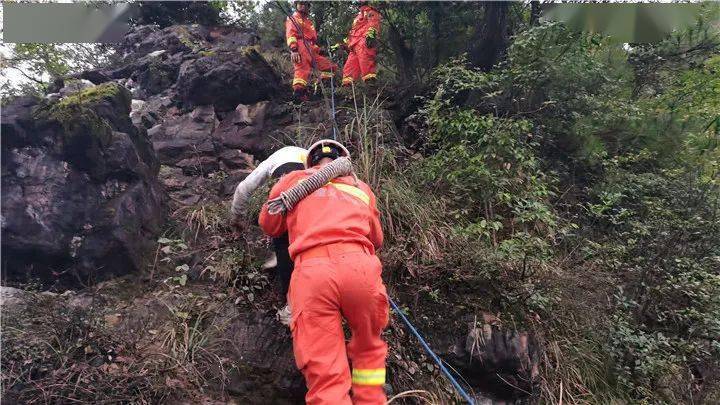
[2,24,539,404]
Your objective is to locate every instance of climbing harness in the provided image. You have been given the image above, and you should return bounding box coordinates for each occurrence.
[389,297,475,404]
[275,2,339,140]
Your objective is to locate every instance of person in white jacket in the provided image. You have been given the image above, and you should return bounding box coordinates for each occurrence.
[230,146,308,322]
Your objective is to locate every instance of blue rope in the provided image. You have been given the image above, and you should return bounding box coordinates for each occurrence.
[389,297,475,404]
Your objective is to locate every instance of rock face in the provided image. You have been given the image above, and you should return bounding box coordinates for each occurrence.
[1,83,165,285]
[177,49,279,112]
[80,24,294,206]
[220,310,306,403]
[445,313,540,400]
[106,24,279,109]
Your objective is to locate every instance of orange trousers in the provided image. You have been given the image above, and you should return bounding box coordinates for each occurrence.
[289,243,389,404]
[342,42,377,86]
[293,43,337,91]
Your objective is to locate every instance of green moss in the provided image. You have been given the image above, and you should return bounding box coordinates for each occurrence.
[31,83,129,147]
[175,26,203,52]
[240,45,261,58]
[56,82,130,111]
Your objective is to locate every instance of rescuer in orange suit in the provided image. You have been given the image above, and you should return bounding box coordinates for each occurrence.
[259,139,389,404]
[286,1,336,101]
[341,1,381,86]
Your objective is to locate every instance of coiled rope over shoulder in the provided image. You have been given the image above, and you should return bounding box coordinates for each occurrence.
[267,157,355,215]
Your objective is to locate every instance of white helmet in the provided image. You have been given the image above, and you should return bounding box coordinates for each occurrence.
[305,139,350,168]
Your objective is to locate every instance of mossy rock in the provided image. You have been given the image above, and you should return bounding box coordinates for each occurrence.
[33,83,132,146]
[55,82,131,112]
[34,100,112,149]
[31,83,134,179]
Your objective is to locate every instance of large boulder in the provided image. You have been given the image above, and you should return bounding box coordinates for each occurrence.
[177,49,280,112]
[107,24,271,106]
[150,105,218,165]
[1,83,166,286]
[212,101,270,155]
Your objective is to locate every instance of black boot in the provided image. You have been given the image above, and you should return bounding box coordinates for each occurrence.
[292,87,309,104]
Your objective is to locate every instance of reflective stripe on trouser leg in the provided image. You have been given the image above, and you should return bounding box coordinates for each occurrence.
[352,368,386,385]
[293,78,308,88]
[339,252,389,404]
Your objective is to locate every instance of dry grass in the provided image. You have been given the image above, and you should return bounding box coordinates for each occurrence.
[1,281,239,404]
[534,263,627,405]
[1,295,173,403]
[387,389,442,404]
[173,202,231,242]
[338,90,454,274]
[260,47,293,84]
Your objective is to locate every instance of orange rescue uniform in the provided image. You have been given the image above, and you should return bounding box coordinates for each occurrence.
[286,11,336,91]
[342,5,381,86]
[259,167,388,405]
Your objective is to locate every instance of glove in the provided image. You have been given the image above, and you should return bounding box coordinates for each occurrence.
[290,50,301,64]
[276,304,292,326]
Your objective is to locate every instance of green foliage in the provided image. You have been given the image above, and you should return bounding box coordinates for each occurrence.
[130,1,222,27]
[421,60,560,255]
[405,13,719,400]
[1,44,115,100]
[589,158,720,402]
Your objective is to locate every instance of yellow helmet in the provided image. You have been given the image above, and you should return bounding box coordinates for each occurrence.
[305,139,350,168]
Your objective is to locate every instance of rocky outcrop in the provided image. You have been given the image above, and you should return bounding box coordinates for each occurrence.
[176,48,279,112]
[104,25,279,109]
[1,83,165,285]
[68,24,295,207]
[447,313,540,400]
[212,101,271,155]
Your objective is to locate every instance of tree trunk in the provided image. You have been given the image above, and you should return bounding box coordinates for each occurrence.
[386,20,416,84]
[428,3,443,69]
[530,1,541,26]
[468,1,510,71]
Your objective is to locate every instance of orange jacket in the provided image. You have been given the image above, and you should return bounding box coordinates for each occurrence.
[346,5,381,47]
[259,167,384,260]
[285,11,318,51]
